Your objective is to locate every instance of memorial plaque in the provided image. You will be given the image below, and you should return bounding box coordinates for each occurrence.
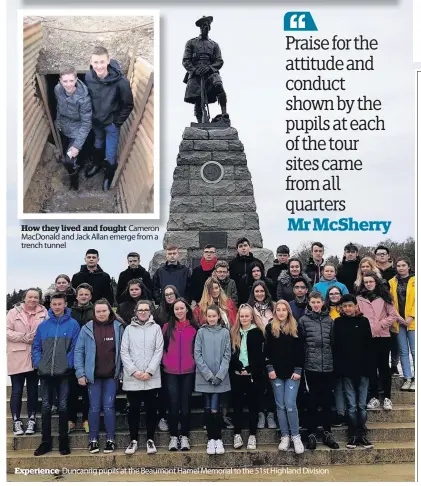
[201,161,224,184]
[199,231,227,249]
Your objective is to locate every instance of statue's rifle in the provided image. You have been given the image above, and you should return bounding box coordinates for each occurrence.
[200,72,210,123]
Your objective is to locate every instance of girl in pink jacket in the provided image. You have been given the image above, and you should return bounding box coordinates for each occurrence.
[162,298,198,453]
[7,288,48,436]
[356,272,405,412]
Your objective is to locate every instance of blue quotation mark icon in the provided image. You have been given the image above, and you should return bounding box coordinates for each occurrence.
[284,12,318,31]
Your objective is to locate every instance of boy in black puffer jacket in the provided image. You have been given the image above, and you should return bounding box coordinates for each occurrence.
[298,291,339,450]
[333,294,374,450]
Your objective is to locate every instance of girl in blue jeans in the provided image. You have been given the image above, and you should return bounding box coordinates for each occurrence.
[264,300,304,454]
[74,299,124,454]
[389,258,416,392]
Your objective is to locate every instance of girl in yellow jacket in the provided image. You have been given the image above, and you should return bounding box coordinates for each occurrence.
[389,258,415,392]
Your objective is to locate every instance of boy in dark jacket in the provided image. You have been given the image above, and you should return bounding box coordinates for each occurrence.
[266,245,290,299]
[71,249,114,305]
[333,294,374,449]
[84,46,134,190]
[188,245,218,304]
[214,260,238,307]
[32,294,80,456]
[288,277,309,321]
[116,252,153,304]
[336,243,360,293]
[229,237,264,305]
[68,284,94,433]
[305,242,325,286]
[152,246,190,304]
[298,291,339,450]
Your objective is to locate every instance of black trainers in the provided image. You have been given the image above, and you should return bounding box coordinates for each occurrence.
[59,436,71,456]
[104,440,116,453]
[359,436,374,449]
[89,441,100,454]
[323,431,339,449]
[307,433,317,450]
[34,441,52,456]
[346,436,358,449]
[332,414,346,427]
[390,366,400,376]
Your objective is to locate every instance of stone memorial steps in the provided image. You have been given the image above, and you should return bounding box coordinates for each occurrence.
[7,422,415,452]
[6,441,415,472]
[5,404,415,433]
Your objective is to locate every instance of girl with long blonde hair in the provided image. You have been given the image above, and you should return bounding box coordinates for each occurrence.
[354,257,383,290]
[229,304,265,451]
[264,300,304,454]
[194,277,237,326]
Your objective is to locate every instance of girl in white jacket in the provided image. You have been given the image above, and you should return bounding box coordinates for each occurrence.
[120,300,164,455]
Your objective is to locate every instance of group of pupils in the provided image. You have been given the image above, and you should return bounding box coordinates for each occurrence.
[6,240,415,458]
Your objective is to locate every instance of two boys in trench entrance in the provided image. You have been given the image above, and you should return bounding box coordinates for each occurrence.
[55,46,134,192]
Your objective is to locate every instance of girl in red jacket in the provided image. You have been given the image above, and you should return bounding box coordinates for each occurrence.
[356,272,405,411]
[193,277,237,326]
[162,298,198,452]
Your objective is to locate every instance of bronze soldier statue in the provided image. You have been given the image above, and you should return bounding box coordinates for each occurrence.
[183,16,229,123]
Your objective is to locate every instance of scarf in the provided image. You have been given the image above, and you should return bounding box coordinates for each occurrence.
[360,289,378,302]
[201,257,217,271]
[294,298,307,308]
[131,315,149,326]
[396,275,410,305]
[255,300,270,317]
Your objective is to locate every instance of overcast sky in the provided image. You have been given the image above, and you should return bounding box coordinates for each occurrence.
[7,0,415,292]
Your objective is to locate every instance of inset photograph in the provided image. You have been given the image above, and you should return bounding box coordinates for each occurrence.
[20,12,159,217]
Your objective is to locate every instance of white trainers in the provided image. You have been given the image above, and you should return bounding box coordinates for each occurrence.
[233,434,243,449]
[179,435,190,451]
[410,380,416,392]
[367,397,380,409]
[158,418,169,431]
[257,412,265,429]
[401,379,412,391]
[146,439,157,454]
[125,440,138,455]
[13,420,24,436]
[278,435,290,451]
[383,398,393,411]
[25,419,36,435]
[291,435,305,454]
[247,434,257,450]
[215,439,225,454]
[206,439,216,455]
[267,412,277,429]
[168,436,178,451]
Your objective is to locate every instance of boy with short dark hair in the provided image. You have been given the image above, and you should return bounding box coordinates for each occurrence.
[229,237,264,305]
[84,46,134,190]
[68,284,94,434]
[298,291,338,450]
[333,294,374,449]
[214,260,238,307]
[288,277,309,321]
[337,243,361,293]
[116,252,153,304]
[32,294,80,456]
[267,245,290,297]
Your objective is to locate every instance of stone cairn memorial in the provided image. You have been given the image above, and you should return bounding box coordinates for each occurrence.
[150,126,274,272]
